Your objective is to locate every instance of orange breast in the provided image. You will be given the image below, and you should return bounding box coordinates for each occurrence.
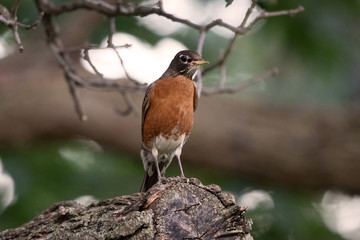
[142,75,197,149]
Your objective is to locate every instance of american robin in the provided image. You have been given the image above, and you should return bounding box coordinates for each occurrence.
[140,50,208,192]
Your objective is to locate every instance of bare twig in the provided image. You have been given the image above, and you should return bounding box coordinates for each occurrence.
[10,0,21,18]
[1,0,303,119]
[0,1,43,52]
[107,17,116,47]
[201,3,303,96]
[157,0,164,11]
[10,0,23,52]
[109,45,143,85]
[82,48,104,79]
[65,42,131,53]
[196,30,206,56]
[194,29,207,97]
[66,74,88,122]
[116,91,140,116]
[18,12,44,29]
[35,1,303,36]
[240,0,258,29]
[245,5,304,31]
[202,33,238,76]
[203,4,304,77]
[106,17,143,85]
[202,67,279,96]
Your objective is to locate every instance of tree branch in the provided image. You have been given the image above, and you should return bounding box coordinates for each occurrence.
[0,178,252,240]
[1,0,303,119]
[202,67,279,96]
[0,1,43,52]
[245,5,304,30]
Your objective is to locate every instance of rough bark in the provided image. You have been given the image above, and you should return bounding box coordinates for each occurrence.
[0,178,252,240]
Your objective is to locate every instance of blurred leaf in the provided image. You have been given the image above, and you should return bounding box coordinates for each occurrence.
[225,0,234,7]
[257,0,279,9]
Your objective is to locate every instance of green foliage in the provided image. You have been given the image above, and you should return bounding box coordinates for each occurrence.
[225,0,235,8]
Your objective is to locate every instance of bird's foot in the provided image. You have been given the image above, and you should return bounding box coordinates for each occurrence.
[157,176,167,185]
[184,177,190,185]
[175,175,190,184]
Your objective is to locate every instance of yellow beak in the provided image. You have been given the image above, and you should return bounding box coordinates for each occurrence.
[192,59,209,65]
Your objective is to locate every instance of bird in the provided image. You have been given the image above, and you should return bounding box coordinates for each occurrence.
[140,50,208,192]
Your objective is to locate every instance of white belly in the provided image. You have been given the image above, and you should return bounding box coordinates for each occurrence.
[148,133,186,176]
[154,133,185,155]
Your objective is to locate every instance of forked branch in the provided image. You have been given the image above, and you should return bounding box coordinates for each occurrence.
[1,0,304,120]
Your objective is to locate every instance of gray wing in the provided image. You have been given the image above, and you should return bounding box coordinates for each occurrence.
[141,81,156,140]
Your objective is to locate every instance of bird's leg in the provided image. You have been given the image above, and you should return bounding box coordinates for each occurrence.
[175,138,186,178]
[152,147,163,183]
[154,159,163,183]
[176,154,189,185]
[177,155,185,178]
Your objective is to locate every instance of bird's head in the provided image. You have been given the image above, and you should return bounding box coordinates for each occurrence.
[161,50,209,79]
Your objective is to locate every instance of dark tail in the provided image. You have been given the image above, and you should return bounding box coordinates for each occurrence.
[140,145,159,192]
[140,145,173,192]
[140,169,159,192]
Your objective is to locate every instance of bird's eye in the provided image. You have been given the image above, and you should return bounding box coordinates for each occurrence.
[179,55,187,63]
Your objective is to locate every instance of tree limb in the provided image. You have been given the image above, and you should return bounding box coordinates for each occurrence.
[0,0,304,119]
[0,178,253,240]
[31,0,303,119]
[0,1,43,52]
[202,67,279,96]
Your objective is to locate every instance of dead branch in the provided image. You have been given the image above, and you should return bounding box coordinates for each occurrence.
[0,1,43,52]
[202,67,279,96]
[0,178,253,240]
[1,0,304,119]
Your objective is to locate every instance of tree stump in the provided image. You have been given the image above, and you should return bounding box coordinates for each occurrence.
[0,178,253,239]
